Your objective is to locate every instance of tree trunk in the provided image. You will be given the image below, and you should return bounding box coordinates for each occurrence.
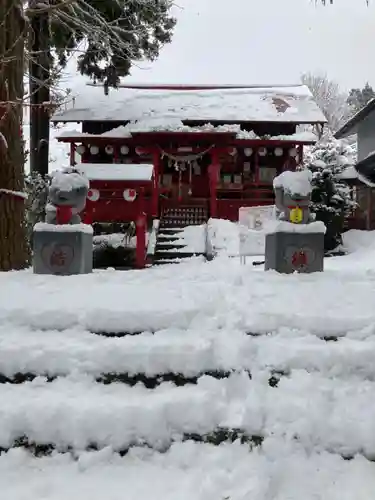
[0,0,29,270]
[29,0,50,177]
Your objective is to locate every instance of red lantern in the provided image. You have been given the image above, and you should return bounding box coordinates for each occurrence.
[87,188,100,202]
[123,189,137,202]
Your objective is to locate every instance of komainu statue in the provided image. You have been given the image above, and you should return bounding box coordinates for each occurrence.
[45,168,89,225]
[264,169,326,274]
[33,167,93,275]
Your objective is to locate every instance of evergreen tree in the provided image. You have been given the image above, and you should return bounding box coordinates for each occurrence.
[27,0,176,176]
[304,137,357,252]
[25,172,49,242]
[0,0,29,270]
[347,82,375,114]
[50,0,176,89]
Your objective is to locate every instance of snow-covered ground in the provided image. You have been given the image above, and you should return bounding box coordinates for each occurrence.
[2,442,374,500]
[2,227,375,498]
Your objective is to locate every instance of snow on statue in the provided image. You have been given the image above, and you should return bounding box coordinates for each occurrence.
[264,169,325,274]
[45,167,90,225]
[273,170,315,225]
[33,167,93,275]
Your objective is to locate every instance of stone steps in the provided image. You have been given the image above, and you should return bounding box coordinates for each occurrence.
[153,206,208,265]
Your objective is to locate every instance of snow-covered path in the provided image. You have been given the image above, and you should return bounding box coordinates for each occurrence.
[3,325,375,379]
[2,442,375,500]
[1,372,375,456]
[2,249,375,336]
[2,229,375,499]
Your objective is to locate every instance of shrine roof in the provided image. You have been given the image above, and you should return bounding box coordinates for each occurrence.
[76,163,153,182]
[52,84,327,125]
[56,126,317,144]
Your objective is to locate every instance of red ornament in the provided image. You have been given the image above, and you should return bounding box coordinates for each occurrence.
[56,205,73,224]
[87,189,100,202]
[123,189,137,202]
[292,250,307,269]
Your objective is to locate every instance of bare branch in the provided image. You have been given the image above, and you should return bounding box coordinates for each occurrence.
[301,72,350,133]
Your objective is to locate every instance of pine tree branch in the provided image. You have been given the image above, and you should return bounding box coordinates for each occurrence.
[26,0,77,17]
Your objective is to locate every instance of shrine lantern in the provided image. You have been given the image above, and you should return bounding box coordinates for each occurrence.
[258,147,267,157]
[274,147,283,157]
[87,188,100,202]
[135,147,147,156]
[123,189,137,202]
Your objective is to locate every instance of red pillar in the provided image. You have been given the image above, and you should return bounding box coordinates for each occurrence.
[70,143,75,166]
[136,187,146,269]
[83,200,94,225]
[255,150,259,184]
[298,144,303,165]
[152,151,160,218]
[209,149,219,218]
[113,145,119,163]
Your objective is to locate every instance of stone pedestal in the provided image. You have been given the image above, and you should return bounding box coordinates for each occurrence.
[33,223,93,275]
[265,222,325,274]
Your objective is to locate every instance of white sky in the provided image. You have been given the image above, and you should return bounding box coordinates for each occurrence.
[63,0,375,92]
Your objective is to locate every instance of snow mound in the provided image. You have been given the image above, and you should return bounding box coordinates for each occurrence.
[208,218,266,257]
[342,229,375,254]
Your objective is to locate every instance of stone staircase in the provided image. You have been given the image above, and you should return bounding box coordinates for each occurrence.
[153,206,208,265]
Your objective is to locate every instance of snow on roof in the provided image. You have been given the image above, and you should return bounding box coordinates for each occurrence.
[52,84,327,125]
[337,165,358,180]
[76,163,153,182]
[273,169,312,196]
[56,124,317,142]
[100,83,304,89]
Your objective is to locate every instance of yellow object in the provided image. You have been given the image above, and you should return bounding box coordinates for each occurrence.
[290,207,303,223]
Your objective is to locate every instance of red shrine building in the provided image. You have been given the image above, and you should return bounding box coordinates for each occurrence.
[52,83,326,226]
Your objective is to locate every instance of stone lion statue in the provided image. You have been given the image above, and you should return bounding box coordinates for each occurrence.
[273,169,315,225]
[45,167,89,225]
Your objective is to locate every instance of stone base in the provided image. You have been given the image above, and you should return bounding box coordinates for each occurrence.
[265,231,324,274]
[33,223,93,275]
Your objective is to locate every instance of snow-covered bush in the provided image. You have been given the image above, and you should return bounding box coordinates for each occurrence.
[25,172,49,241]
[92,223,138,269]
[303,137,357,252]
